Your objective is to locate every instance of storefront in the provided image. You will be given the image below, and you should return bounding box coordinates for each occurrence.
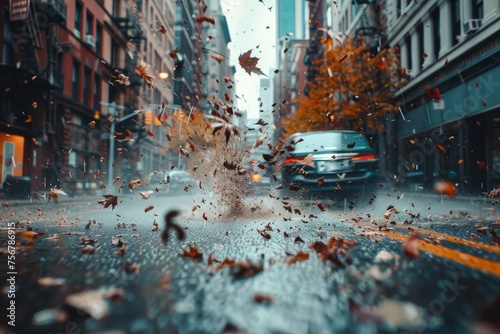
[397,57,500,195]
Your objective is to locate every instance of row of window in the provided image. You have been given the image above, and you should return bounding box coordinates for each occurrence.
[399,0,484,73]
[74,2,103,55]
[71,60,101,110]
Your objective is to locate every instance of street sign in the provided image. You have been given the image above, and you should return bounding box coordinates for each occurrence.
[9,0,29,21]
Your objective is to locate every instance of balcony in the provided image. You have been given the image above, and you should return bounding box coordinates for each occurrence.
[35,0,66,23]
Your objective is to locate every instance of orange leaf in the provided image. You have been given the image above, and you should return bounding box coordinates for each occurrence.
[433,180,456,197]
[435,144,446,154]
[424,85,441,101]
[178,244,203,262]
[284,250,310,264]
[210,54,224,64]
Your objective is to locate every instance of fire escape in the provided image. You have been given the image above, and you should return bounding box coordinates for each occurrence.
[9,0,66,189]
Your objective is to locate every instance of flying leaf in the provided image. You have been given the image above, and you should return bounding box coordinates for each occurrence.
[139,190,154,199]
[97,194,118,210]
[135,60,156,88]
[238,49,267,76]
[195,15,215,25]
[433,180,456,197]
[211,54,225,64]
[424,85,440,101]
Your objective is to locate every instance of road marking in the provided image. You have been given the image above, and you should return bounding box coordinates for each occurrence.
[393,223,500,254]
[385,230,500,277]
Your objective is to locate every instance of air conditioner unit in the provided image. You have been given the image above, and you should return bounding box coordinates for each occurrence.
[463,19,482,34]
[85,34,96,47]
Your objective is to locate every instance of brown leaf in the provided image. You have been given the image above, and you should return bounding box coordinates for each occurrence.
[253,293,274,303]
[162,210,185,244]
[178,244,203,262]
[338,53,349,62]
[97,194,118,210]
[229,261,263,278]
[156,21,167,34]
[195,15,215,25]
[289,183,300,191]
[491,230,500,245]
[403,233,420,259]
[238,49,267,76]
[144,205,154,213]
[317,202,326,211]
[435,144,446,155]
[294,236,305,243]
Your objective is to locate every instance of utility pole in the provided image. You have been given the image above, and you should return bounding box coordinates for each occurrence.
[100,101,126,191]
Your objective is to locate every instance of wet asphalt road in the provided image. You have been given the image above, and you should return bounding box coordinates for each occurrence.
[1,189,500,334]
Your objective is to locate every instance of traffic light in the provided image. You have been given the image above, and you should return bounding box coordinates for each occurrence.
[144,109,154,126]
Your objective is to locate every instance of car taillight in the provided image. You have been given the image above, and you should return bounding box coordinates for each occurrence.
[284,157,305,164]
[352,153,377,161]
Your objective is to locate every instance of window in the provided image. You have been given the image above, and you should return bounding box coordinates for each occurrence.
[74,2,82,38]
[2,18,14,64]
[417,23,424,67]
[83,67,91,106]
[472,0,484,20]
[94,75,101,110]
[113,0,120,16]
[111,39,119,66]
[86,11,93,35]
[95,23,102,55]
[451,0,461,45]
[405,34,412,70]
[431,8,440,60]
[72,60,80,100]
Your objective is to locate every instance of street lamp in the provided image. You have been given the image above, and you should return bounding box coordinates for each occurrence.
[100,101,154,191]
[100,102,183,191]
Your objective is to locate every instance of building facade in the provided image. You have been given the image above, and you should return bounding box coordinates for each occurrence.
[385,0,500,194]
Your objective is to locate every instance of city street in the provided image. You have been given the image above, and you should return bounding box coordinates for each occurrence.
[1,188,499,334]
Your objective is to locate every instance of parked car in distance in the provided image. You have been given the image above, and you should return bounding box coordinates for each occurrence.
[280,130,379,198]
[145,170,198,195]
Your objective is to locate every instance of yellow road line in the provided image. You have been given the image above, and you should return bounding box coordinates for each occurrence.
[385,230,500,277]
[393,223,500,254]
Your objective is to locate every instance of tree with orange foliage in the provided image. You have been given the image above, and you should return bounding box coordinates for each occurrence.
[282,38,408,134]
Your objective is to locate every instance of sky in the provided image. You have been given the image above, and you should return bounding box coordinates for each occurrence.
[220,0,277,119]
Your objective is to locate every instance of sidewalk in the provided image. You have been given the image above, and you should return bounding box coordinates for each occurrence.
[387,184,498,205]
[1,193,101,208]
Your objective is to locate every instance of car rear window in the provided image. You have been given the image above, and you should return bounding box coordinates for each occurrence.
[290,132,370,152]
